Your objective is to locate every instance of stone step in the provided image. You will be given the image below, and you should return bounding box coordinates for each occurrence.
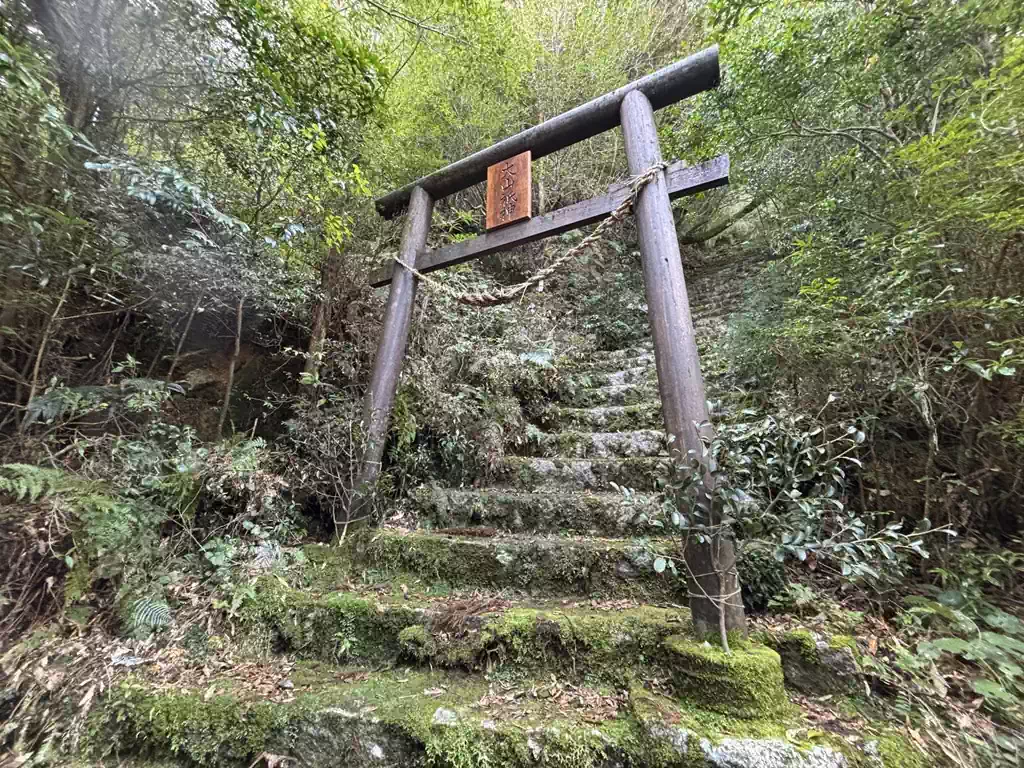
[560,379,763,410]
[530,429,667,458]
[569,351,656,372]
[496,455,667,491]
[569,364,653,388]
[410,487,664,535]
[562,381,658,407]
[540,402,663,431]
[331,528,678,599]
[589,344,654,362]
[97,661,852,768]
[539,396,764,433]
[247,580,695,680]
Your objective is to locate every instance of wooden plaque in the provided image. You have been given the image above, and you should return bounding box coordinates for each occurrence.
[486,150,531,230]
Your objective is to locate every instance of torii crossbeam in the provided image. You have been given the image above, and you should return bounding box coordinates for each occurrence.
[355,45,745,636]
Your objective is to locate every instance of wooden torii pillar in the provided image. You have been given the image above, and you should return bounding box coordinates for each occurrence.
[354,46,744,636]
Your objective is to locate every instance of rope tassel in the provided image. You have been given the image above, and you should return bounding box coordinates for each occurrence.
[393,162,668,308]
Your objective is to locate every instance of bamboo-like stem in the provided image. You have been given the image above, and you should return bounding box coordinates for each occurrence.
[167,292,203,381]
[217,297,243,439]
[20,276,72,433]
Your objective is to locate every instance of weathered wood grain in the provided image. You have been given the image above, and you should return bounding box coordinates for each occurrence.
[368,155,728,288]
[374,46,719,219]
[621,89,745,636]
[486,150,531,230]
[351,186,433,513]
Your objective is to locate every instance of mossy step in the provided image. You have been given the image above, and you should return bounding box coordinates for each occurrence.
[528,429,667,459]
[332,528,679,599]
[410,487,663,535]
[95,665,868,768]
[496,455,667,491]
[570,364,654,388]
[569,351,656,372]
[538,398,767,433]
[541,402,664,431]
[246,583,698,683]
[563,381,659,407]
[588,344,654,361]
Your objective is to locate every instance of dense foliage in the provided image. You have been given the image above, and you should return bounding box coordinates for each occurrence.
[0,0,1022,764]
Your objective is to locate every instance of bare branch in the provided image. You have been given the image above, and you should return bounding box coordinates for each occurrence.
[359,0,470,45]
[679,195,767,245]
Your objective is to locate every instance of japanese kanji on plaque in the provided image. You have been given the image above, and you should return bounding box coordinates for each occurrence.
[486,150,531,230]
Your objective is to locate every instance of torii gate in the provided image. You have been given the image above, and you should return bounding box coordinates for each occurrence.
[356,46,744,636]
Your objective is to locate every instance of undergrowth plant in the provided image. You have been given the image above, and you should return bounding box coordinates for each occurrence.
[623,409,948,594]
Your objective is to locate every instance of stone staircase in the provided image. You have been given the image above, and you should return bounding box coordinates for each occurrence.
[87,335,910,766]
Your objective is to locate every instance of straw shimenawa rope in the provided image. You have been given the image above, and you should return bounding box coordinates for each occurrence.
[393,161,668,308]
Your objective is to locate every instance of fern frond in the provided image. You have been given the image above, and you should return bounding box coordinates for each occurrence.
[130,597,171,630]
[0,464,69,502]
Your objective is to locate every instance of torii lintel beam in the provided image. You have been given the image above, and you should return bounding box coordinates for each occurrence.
[368,154,729,289]
[373,45,720,220]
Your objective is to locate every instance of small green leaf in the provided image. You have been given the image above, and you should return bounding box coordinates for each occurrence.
[919,637,971,657]
[972,678,1015,703]
[653,557,667,574]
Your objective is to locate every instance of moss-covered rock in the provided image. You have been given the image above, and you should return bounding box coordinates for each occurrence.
[242,582,424,665]
[576,347,655,368]
[766,630,862,697]
[540,403,664,432]
[243,580,694,684]
[90,668,861,768]
[495,456,667,491]
[563,382,660,408]
[577,364,655,388]
[663,636,789,719]
[411,487,661,535]
[331,528,678,599]
[528,429,667,459]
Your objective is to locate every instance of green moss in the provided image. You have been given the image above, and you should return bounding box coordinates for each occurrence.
[540,403,663,432]
[496,457,667,494]
[562,382,658,408]
[240,576,695,684]
[328,527,679,600]
[399,624,438,662]
[829,634,857,652]
[93,682,286,765]
[662,635,789,719]
[411,488,658,536]
[874,732,929,768]
[425,723,498,768]
[778,629,819,661]
[240,578,422,664]
[96,665,894,768]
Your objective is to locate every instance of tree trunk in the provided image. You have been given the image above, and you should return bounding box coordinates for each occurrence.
[304,248,341,379]
[20,275,72,433]
[217,297,244,439]
[167,293,203,381]
[621,89,746,639]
